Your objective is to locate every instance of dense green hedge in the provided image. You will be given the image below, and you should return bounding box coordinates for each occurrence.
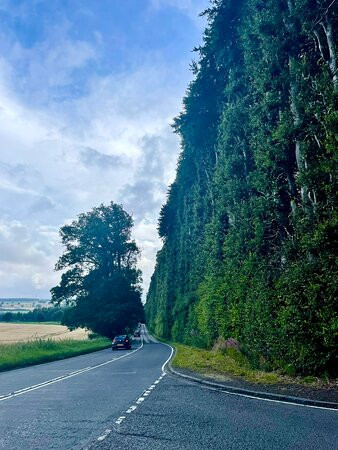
[146,0,337,376]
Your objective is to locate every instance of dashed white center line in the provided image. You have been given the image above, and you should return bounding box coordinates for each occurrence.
[126,405,137,414]
[97,429,112,441]
[112,370,169,430]
[115,416,126,425]
[95,327,175,443]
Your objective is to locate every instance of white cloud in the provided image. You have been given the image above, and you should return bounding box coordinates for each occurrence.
[0,1,206,299]
[0,47,184,298]
[0,220,60,297]
[4,20,97,105]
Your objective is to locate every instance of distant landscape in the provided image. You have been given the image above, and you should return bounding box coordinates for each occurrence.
[0,298,87,344]
[0,301,105,373]
[0,298,50,313]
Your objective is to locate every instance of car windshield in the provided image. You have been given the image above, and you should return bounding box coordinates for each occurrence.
[115,335,127,340]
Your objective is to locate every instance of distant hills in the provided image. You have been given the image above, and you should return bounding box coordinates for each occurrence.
[0,298,50,303]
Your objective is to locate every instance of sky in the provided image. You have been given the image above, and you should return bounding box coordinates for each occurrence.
[0,0,209,299]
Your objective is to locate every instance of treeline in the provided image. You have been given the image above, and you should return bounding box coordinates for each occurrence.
[0,307,64,323]
[0,298,49,303]
[145,0,337,376]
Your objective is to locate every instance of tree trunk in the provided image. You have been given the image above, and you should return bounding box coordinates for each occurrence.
[285,0,313,212]
[320,16,337,91]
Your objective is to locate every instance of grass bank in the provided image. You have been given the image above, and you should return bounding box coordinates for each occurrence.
[170,343,332,387]
[0,338,111,372]
[172,343,282,384]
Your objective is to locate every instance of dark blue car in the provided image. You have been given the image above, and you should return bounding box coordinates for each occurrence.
[112,335,131,351]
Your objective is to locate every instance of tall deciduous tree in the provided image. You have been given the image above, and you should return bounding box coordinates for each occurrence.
[51,202,144,338]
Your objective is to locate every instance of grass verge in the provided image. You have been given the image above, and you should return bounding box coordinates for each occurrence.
[172,343,282,384]
[0,338,111,372]
[170,343,338,387]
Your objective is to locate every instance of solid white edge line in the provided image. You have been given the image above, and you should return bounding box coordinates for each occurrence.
[144,326,337,412]
[142,324,174,375]
[169,366,338,412]
[0,366,93,399]
[0,341,144,403]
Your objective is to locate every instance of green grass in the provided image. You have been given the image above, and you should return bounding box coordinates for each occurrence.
[152,333,335,387]
[0,338,111,372]
[172,343,282,384]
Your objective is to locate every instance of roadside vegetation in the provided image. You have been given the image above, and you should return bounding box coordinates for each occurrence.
[146,0,337,377]
[0,337,111,372]
[172,343,332,387]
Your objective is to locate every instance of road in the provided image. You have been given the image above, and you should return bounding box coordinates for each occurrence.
[0,327,337,450]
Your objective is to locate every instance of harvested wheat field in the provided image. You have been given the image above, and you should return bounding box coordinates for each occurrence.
[0,323,89,343]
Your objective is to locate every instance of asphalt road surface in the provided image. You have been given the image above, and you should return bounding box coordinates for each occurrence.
[0,327,337,450]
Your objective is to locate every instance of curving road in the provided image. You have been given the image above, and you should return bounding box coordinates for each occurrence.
[0,327,337,449]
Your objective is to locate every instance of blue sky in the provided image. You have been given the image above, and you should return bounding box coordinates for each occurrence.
[0,0,209,298]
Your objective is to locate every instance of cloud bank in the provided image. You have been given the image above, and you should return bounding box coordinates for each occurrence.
[0,0,208,299]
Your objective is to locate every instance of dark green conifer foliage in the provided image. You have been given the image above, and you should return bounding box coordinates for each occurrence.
[146,0,337,375]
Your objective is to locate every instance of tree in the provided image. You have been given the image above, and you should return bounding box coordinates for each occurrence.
[51,310,63,322]
[51,202,144,338]
[3,312,13,322]
[146,0,337,376]
[36,311,46,322]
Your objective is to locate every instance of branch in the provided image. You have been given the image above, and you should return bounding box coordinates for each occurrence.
[313,0,336,29]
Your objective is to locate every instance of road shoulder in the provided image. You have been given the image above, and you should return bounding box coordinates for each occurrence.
[166,363,338,409]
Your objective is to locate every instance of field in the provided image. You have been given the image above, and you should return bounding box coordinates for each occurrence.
[0,323,89,343]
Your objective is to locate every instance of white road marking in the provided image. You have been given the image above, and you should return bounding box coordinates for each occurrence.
[170,367,338,412]
[97,429,112,441]
[115,416,125,425]
[112,376,165,432]
[99,330,175,444]
[0,342,144,403]
[222,388,338,411]
[126,405,137,413]
[143,327,338,412]
[110,338,174,430]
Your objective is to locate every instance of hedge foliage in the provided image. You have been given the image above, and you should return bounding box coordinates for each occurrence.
[145,0,338,376]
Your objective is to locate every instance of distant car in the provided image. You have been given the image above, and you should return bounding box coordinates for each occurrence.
[112,335,131,351]
[133,330,140,337]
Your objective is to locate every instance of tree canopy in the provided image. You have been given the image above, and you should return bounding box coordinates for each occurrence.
[51,202,144,338]
[145,0,337,376]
